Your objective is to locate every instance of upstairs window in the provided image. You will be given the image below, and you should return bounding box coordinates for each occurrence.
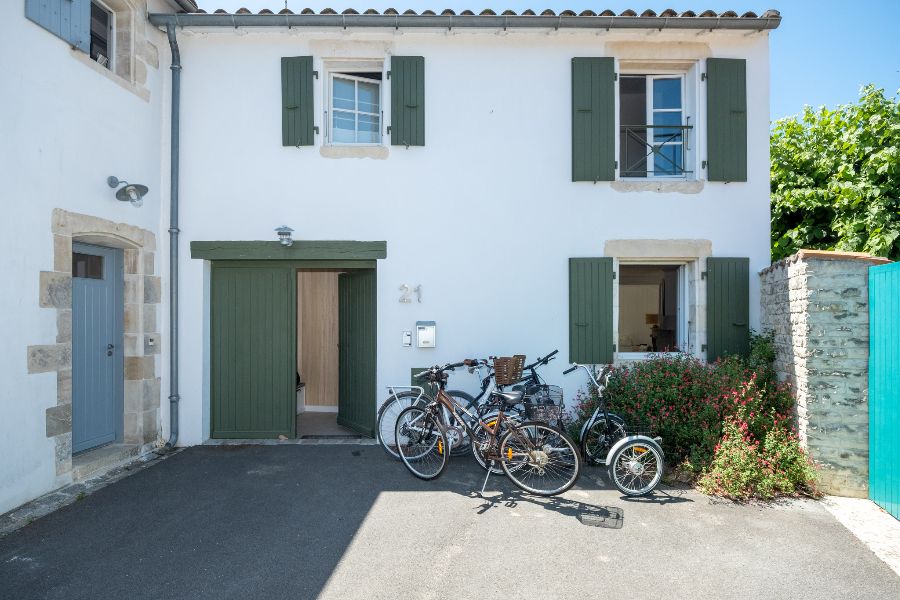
[619,75,690,178]
[330,72,382,145]
[90,1,114,69]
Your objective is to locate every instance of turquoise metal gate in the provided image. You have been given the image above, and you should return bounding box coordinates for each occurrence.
[870,262,900,519]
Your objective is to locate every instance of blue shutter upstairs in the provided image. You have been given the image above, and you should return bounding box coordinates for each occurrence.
[26,0,90,53]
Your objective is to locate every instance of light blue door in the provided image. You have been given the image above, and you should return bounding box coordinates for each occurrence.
[72,243,124,453]
[870,262,900,519]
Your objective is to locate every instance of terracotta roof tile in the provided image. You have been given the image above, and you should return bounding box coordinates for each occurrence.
[164,8,783,29]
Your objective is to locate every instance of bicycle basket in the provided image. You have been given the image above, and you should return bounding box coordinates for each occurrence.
[525,384,563,406]
[523,400,562,423]
[622,423,654,437]
[493,355,525,386]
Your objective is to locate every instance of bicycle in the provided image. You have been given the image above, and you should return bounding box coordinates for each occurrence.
[564,363,665,496]
[377,349,560,461]
[395,358,581,496]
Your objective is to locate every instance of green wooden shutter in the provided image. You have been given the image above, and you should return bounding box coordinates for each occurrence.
[569,258,615,363]
[706,257,750,361]
[706,58,747,182]
[338,269,378,436]
[281,56,315,146]
[211,264,296,438]
[571,57,616,182]
[390,56,425,146]
[26,0,90,52]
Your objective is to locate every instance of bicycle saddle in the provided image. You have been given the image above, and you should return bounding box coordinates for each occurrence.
[491,390,524,408]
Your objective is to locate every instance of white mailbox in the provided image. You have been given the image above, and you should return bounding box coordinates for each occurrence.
[416,321,436,348]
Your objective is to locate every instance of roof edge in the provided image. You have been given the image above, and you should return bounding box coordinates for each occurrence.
[147,12,781,31]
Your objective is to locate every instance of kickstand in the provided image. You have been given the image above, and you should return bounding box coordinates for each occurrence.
[480,461,494,494]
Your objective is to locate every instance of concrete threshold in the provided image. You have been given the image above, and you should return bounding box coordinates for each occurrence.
[72,443,141,480]
[203,438,378,446]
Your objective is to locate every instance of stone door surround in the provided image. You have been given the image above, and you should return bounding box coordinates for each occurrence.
[27,209,161,485]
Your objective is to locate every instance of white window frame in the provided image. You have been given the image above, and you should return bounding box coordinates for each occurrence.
[326,72,383,146]
[90,0,115,72]
[614,259,693,362]
[618,71,692,181]
[646,75,685,178]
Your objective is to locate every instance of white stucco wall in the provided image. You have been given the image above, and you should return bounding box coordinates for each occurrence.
[0,3,171,514]
[169,27,772,445]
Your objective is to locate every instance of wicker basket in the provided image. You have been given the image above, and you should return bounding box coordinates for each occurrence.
[493,355,525,386]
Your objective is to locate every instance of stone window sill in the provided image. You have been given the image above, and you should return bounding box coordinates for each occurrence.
[611,180,704,194]
[319,145,389,160]
[70,49,150,103]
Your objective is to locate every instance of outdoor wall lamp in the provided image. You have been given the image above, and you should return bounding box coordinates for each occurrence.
[276,225,294,247]
[107,176,149,208]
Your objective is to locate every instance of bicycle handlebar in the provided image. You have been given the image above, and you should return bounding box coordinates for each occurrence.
[563,365,577,375]
[524,349,559,370]
[414,359,475,379]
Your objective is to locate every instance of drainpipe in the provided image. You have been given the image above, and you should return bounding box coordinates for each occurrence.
[162,22,181,451]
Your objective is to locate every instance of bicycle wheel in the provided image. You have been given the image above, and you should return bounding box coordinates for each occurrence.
[376,391,428,459]
[500,422,581,496]
[395,406,450,480]
[581,413,626,466]
[470,414,505,474]
[608,439,664,496]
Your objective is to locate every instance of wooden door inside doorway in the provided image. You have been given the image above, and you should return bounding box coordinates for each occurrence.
[297,271,339,410]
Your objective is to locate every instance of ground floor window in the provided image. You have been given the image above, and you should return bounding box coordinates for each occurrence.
[617,263,689,356]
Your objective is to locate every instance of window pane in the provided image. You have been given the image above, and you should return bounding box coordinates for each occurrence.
[654,144,682,176]
[652,78,681,110]
[90,2,111,68]
[357,114,380,143]
[357,81,379,114]
[73,253,103,279]
[619,76,647,126]
[333,78,355,111]
[653,111,684,142]
[332,110,356,143]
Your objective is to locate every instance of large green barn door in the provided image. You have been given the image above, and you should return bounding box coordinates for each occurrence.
[211,265,296,438]
[338,269,377,436]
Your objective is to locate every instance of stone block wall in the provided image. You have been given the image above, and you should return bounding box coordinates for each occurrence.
[27,209,161,484]
[760,250,890,498]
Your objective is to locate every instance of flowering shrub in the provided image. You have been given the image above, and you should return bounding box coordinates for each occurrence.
[570,333,818,499]
[697,410,818,500]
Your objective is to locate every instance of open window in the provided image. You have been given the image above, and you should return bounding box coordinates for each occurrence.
[328,71,383,145]
[619,74,693,179]
[617,264,688,356]
[90,1,114,70]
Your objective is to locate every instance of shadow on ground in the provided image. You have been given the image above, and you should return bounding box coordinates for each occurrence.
[0,445,640,600]
[2,445,897,600]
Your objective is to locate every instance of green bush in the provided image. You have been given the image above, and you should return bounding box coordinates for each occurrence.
[570,332,817,498]
[697,410,818,500]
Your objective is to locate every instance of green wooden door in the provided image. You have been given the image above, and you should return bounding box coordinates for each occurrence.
[338,269,377,436]
[211,264,296,438]
[870,262,900,519]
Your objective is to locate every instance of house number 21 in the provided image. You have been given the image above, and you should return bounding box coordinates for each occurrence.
[399,284,422,303]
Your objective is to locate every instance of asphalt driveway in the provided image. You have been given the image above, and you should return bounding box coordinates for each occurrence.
[1,445,898,600]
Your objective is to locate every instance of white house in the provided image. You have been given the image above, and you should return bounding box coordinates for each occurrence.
[1,3,781,514]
